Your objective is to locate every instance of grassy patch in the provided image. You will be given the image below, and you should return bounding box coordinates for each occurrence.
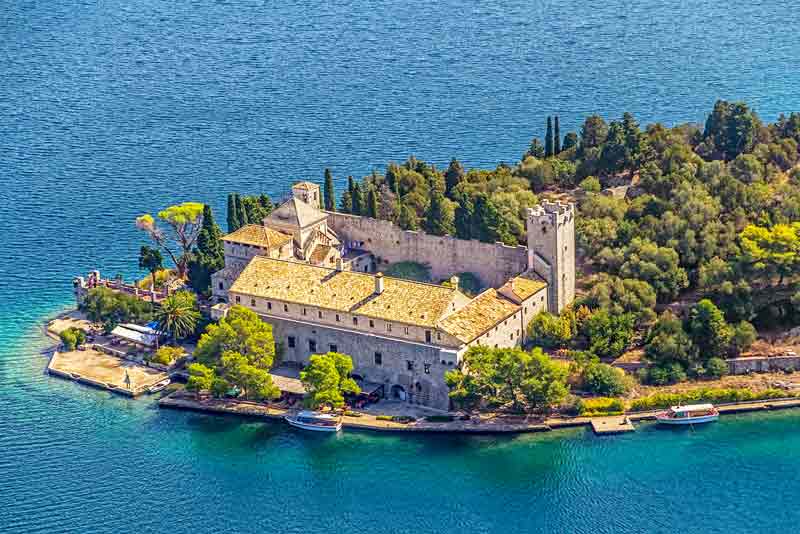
[385,262,431,282]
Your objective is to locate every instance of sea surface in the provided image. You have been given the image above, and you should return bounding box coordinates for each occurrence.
[2,1,800,532]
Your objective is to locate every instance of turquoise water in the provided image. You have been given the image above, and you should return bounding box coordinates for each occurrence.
[3,1,800,532]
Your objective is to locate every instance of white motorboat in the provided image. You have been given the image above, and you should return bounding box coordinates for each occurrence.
[656,403,719,425]
[148,378,171,394]
[285,411,343,432]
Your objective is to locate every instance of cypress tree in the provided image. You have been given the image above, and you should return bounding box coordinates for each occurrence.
[324,168,336,211]
[341,191,353,214]
[554,116,561,154]
[366,187,379,218]
[351,183,365,216]
[237,195,250,226]
[188,204,224,294]
[545,116,554,158]
[227,193,240,232]
[454,196,474,240]
[347,175,355,198]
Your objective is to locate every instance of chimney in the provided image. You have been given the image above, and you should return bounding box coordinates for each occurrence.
[336,257,344,271]
[375,272,385,294]
[450,275,460,289]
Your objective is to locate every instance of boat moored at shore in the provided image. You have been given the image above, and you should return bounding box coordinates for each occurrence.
[656,404,719,425]
[285,411,343,432]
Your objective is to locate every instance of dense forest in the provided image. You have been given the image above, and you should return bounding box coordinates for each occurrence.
[310,101,800,383]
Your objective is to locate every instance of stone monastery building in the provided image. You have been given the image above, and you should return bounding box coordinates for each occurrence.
[211,181,576,410]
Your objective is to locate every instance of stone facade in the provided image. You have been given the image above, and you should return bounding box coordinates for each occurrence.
[208,181,576,410]
[326,212,529,288]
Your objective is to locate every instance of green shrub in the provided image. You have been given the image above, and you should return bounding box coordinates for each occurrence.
[376,415,393,421]
[582,363,630,396]
[579,176,602,193]
[425,415,455,423]
[580,397,625,416]
[558,395,585,416]
[344,411,362,417]
[630,388,789,411]
[148,346,184,365]
[642,363,687,385]
[704,357,729,379]
[392,415,416,423]
[59,327,87,351]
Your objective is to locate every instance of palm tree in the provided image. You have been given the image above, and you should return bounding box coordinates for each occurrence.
[138,245,163,303]
[156,291,200,342]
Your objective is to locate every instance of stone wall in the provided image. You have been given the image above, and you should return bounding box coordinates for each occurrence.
[326,212,528,288]
[727,355,800,374]
[265,313,457,410]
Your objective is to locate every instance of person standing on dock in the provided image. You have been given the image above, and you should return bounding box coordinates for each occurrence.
[124,370,131,390]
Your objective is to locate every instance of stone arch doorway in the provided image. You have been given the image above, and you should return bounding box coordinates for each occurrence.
[390,384,407,401]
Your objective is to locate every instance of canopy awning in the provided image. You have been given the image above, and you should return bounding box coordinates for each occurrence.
[110,325,159,347]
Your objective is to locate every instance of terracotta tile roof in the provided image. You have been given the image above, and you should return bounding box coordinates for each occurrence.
[229,257,462,328]
[222,224,293,250]
[266,198,327,228]
[505,274,547,301]
[438,289,520,344]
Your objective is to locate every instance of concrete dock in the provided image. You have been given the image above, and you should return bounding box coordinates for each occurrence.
[47,347,167,397]
[590,416,636,435]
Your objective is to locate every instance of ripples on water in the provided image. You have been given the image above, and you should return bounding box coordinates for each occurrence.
[2,1,800,532]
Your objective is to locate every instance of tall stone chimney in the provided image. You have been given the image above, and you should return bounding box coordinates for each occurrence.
[375,272,385,294]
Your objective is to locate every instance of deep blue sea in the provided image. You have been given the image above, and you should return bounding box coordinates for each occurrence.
[2,1,800,532]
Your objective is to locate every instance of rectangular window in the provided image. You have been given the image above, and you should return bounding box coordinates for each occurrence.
[425,330,432,343]
[284,304,289,312]
[374,352,382,365]
[353,317,358,326]
[218,282,224,290]
[424,363,431,374]
[302,308,307,316]
[319,311,323,319]
[369,319,375,328]
[235,296,241,303]
[287,336,296,348]
[336,314,340,322]
[404,326,409,335]
[329,344,338,353]
[251,298,256,307]
[309,339,317,352]
[386,323,392,332]
[406,360,414,371]
[437,332,441,340]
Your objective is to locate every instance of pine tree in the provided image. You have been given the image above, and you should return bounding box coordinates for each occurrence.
[398,203,419,230]
[444,158,465,198]
[425,191,454,236]
[366,187,379,218]
[227,193,240,232]
[554,116,561,154]
[323,169,336,211]
[454,196,474,240]
[545,116,554,158]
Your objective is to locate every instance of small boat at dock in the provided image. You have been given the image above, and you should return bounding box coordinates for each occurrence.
[148,378,171,394]
[656,403,719,425]
[285,411,343,432]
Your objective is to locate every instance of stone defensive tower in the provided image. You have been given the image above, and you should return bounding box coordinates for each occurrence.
[526,201,576,313]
